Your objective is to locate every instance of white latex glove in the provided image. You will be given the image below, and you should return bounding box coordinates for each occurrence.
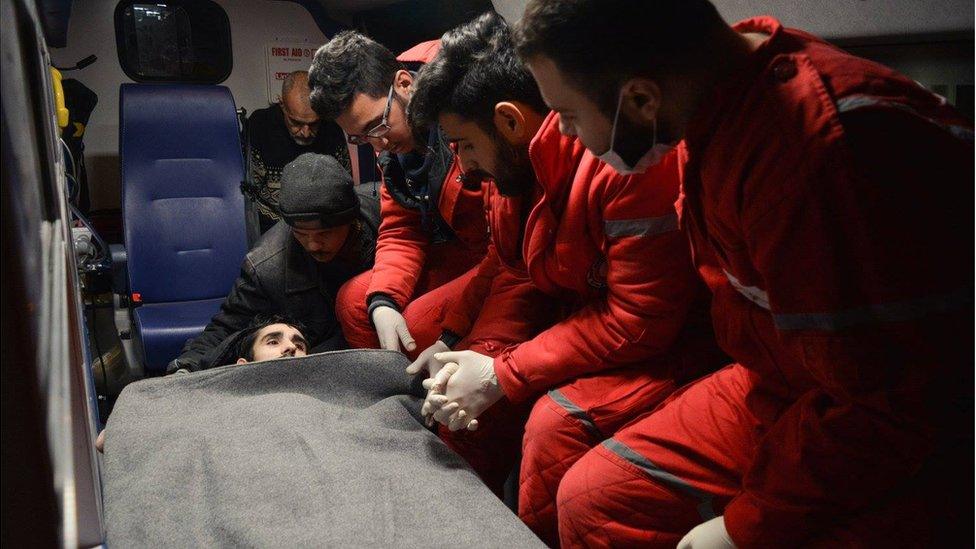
[420,361,457,427]
[421,362,474,430]
[405,340,451,377]
[430,350,504,432]
[371,306,416,353]
[677,516,736,549]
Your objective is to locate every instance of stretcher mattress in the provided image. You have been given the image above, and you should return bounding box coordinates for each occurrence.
[102,349,544,547]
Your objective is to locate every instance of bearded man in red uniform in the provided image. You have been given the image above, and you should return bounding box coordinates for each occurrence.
[411,12,721,546]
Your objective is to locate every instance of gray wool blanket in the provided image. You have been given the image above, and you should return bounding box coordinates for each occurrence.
[102,349,544,548]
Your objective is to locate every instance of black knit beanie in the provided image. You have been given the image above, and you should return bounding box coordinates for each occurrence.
[278,153,359,228]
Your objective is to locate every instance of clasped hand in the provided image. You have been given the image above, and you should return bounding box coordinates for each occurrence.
[418,350,503,431]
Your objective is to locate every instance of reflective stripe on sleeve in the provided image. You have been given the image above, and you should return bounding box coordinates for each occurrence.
[836,95,974,142]
[774,288,973,331]
[547,389,603,439]
[602,439,717,520]
[604,213,678,238]
[724,269,770,310]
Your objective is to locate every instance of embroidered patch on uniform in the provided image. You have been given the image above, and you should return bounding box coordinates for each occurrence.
[587,257,609,289]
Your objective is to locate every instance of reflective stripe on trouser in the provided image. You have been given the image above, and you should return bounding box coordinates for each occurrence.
[601,439,716,520]
[547,389,602,438]
[519,392,603,548]
[555,365,756,548]
[518,370,680,548]
[554,363,971,548]
[773,287,974,331]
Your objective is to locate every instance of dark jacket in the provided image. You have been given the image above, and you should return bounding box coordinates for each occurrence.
[170,186,380,372]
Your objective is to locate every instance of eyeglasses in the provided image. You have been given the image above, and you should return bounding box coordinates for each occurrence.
[346,85,395,145]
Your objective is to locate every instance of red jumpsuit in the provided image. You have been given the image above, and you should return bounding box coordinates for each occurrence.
[434,185,560,498]
[335,42,488,355]
[442,112,720,546]
[438,186,557,355]
[555,18,974,548]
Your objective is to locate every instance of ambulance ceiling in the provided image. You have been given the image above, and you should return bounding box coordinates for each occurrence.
[295,0,495,53]
[36,0,975,54]
[489,0,975,42]
[35,0,491,50]
[713,0,974,42]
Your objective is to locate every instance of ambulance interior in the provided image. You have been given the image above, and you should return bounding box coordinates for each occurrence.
[1,0,972,546]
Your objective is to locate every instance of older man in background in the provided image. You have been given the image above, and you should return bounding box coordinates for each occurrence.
[246,70,352,233]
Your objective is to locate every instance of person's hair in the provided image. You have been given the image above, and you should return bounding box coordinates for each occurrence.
[513,0,726,113]
[281,70,310,103]
[308,31,401,121]
[235,314,308,362]
[409,11,547,133]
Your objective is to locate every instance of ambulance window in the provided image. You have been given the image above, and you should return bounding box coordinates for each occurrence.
[114,0,232,83]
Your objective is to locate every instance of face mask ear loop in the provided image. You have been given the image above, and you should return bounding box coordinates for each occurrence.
[607,88,625,153]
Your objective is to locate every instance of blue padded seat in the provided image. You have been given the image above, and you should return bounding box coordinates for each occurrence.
[133,298,227,371]
[120,84,247,374]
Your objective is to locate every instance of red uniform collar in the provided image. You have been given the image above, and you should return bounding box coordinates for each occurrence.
[684,17,786,149]
[527,111,587,212]
[733,16,784,40]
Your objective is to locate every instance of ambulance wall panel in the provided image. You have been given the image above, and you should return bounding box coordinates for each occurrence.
[491,1,974,123]
[51,0,326,211]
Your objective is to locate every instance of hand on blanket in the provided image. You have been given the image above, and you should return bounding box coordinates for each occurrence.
[96,429,105,453]
[371,306,416,353]
[406,340,451,377]
[421,351,504,432]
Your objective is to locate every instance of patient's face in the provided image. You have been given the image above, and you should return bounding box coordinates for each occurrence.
[238,323,308,363]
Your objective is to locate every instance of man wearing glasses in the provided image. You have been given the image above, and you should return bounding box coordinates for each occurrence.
[309,32,488,357]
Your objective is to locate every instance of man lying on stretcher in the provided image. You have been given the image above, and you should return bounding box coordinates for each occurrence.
[96,315,309,451]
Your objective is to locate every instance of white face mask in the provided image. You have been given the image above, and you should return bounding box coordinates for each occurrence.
[597,89,675,175]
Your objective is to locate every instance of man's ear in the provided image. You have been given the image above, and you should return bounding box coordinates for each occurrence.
[395,69,414,95]
[620,78,661,127]
[493,101,544,146]
[236,358,248,365]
